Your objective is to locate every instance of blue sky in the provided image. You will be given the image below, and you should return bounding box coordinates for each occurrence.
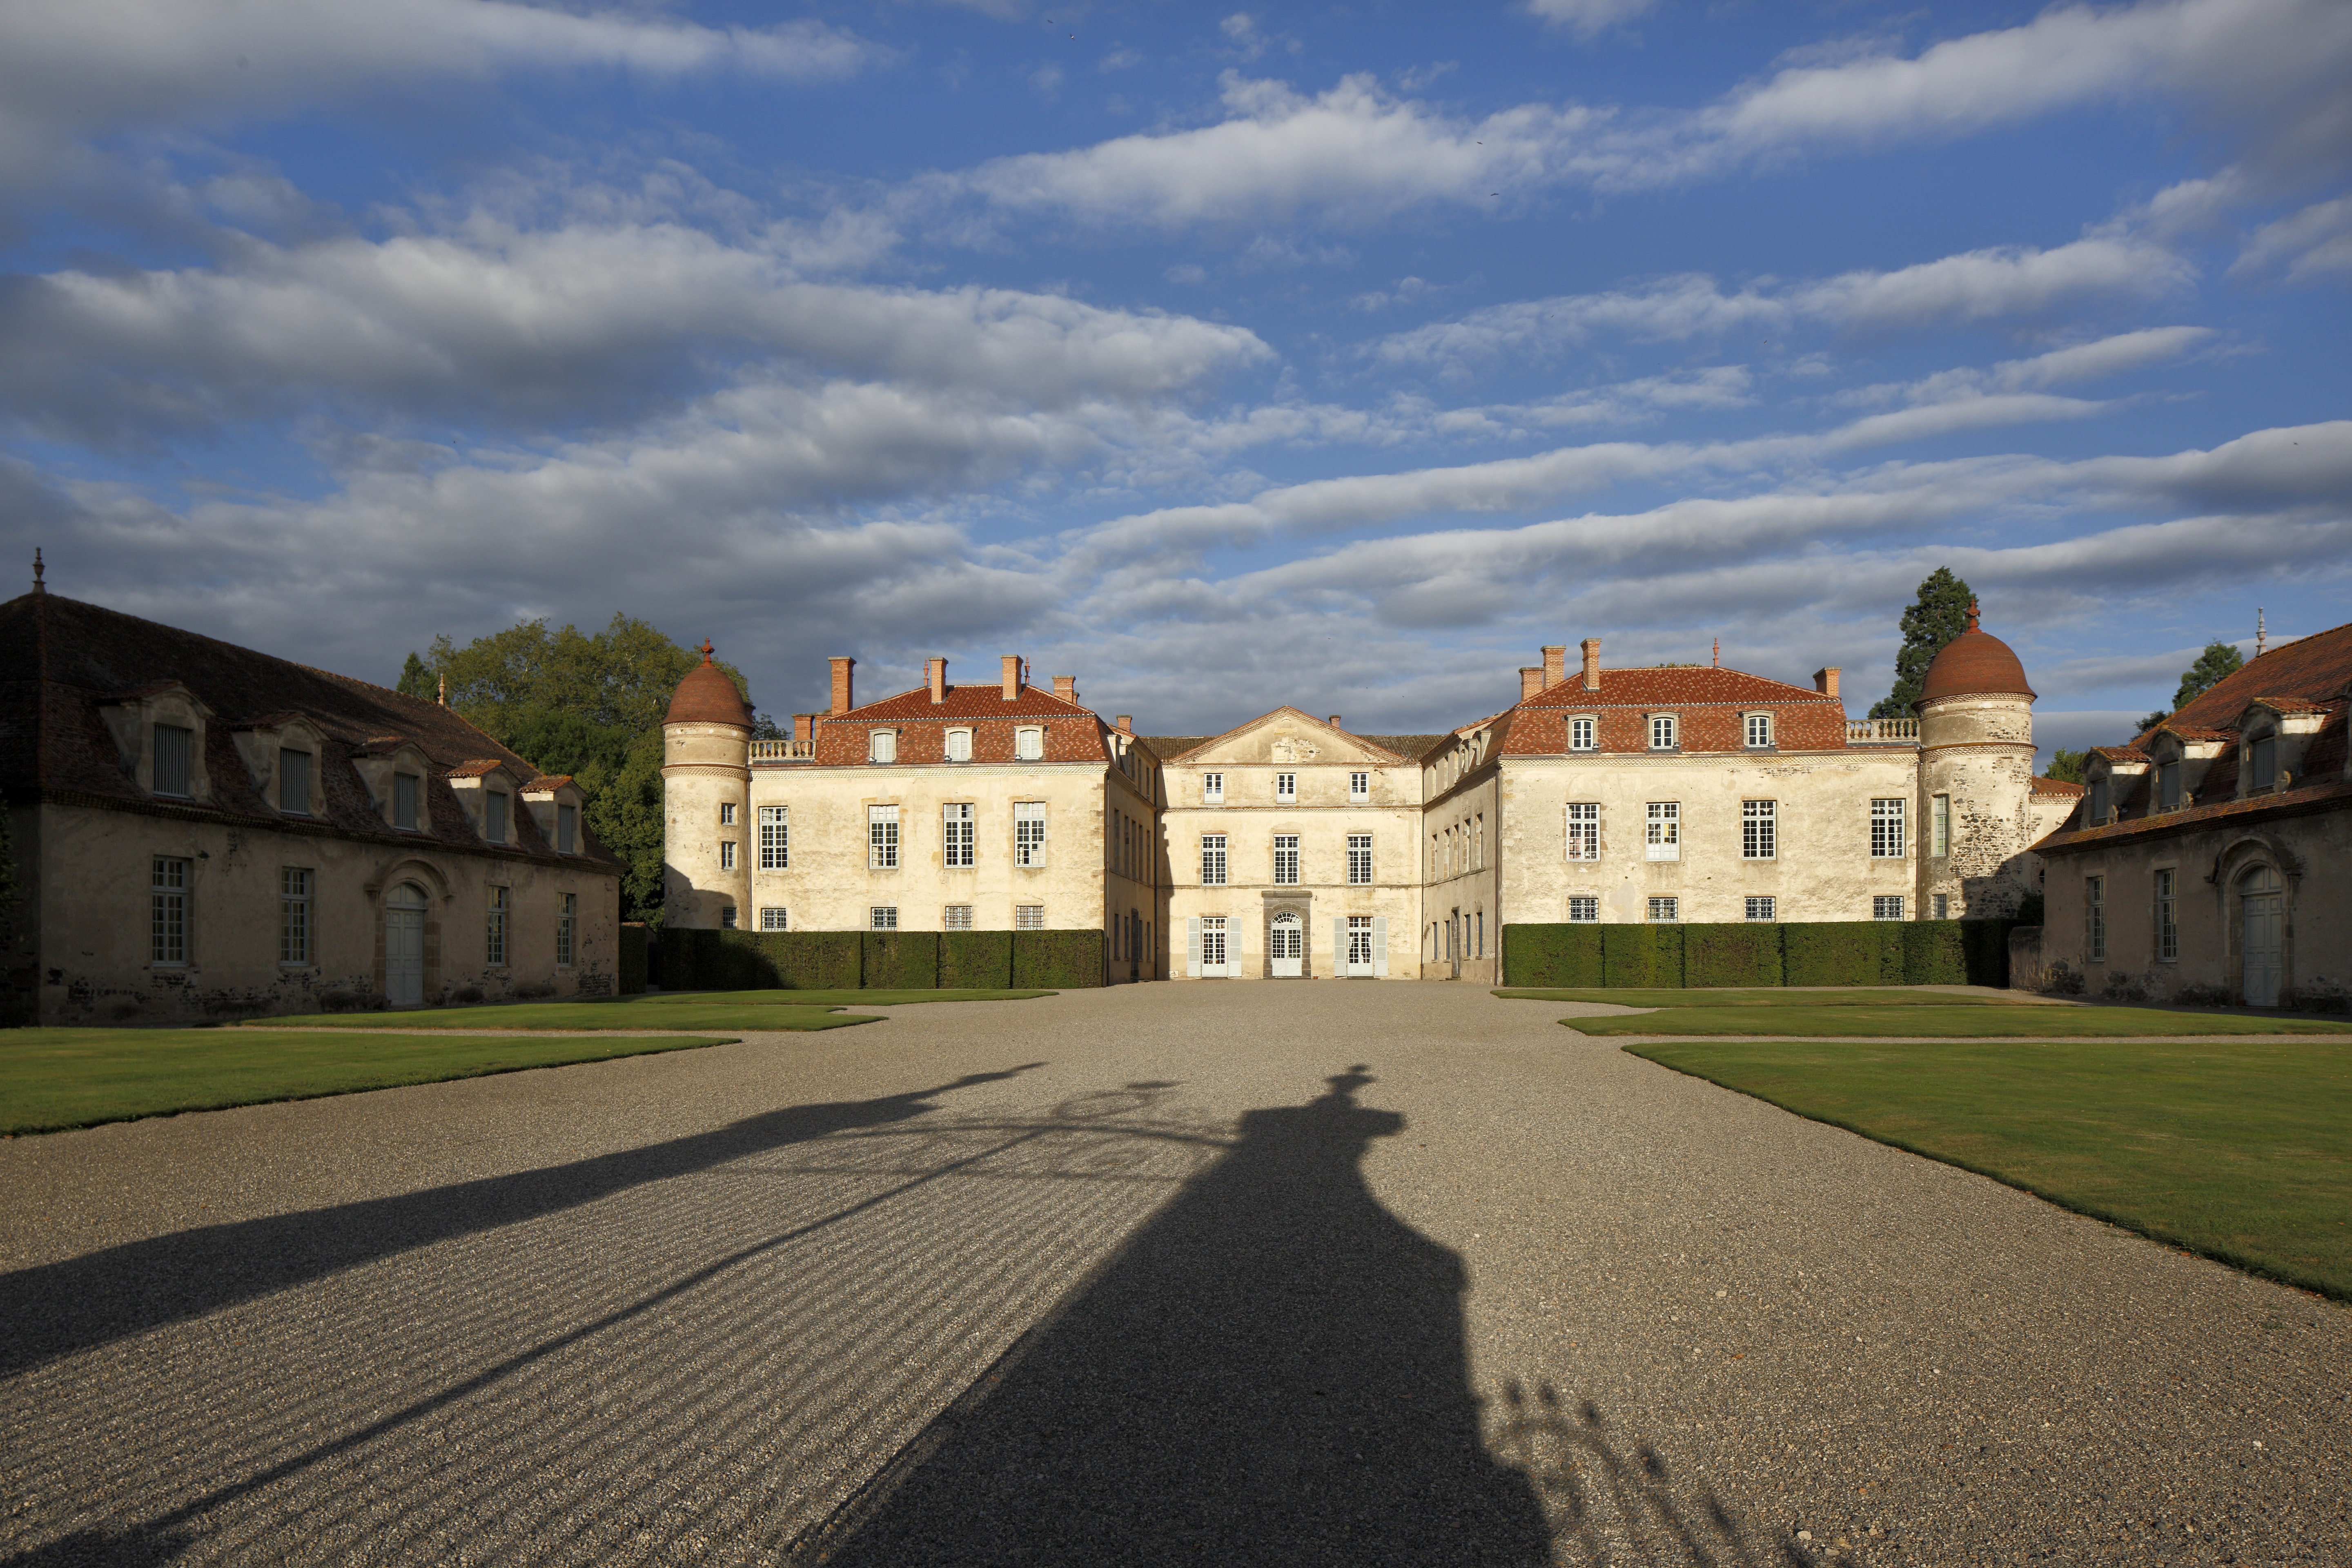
[3,0,2347,755]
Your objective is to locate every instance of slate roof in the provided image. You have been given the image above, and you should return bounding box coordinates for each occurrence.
[0,590,619,869]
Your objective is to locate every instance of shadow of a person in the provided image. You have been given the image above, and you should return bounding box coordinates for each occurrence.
[811,1066,1553,1566]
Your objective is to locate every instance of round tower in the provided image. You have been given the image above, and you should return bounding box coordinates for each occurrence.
[661,640,753,929]
[1916,603,2038,919]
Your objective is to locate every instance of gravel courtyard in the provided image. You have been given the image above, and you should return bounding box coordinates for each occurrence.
[2,983,2345,1566]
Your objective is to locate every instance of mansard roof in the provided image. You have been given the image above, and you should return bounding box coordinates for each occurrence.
[2144,617,2352,739]
[0,590,617,867]
[1501,663,1846,756]
[1516,666,1833,708]
[835,682,1098,723]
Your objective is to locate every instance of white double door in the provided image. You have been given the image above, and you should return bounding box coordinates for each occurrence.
[1196,916,1234,978]
[1270,913,1303,978]
[1343,916,1376,978]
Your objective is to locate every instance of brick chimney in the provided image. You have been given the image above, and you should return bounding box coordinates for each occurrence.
[829,657,855,715]
[1814,666,1840,699]
[1541,645,1565,690]
[1327,715,1342,728]
[792,714,813,744]
[1052,675,1077,704]
[1001,655,1022,700]
[1580,638,1601,692]
[1519,667,1544,702]
[1115,714,1132,734]
[927,657,947,704]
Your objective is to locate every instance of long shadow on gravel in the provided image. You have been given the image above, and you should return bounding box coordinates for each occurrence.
[800,1065,1555,1568]
[0,1065,1040,1377]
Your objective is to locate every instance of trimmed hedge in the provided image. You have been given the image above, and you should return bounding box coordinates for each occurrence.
[1684,923,1783,988]
[1501,918,2018,990]
[1503,924,1603,987]
[1603,924,1683,988]
[619,924,649,996]
[940,930,1014,989]
[1013,929,1104,989]
[862,931,940,989]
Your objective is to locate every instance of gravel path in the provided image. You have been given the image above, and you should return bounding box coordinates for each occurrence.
[1,984,2343,1566]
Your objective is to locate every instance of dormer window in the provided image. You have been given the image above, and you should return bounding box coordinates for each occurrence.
[2158,760,2181,811]
[946,728,972,762]
[1016,727,1044,761]
[557,804,577,853]
[1744,713,1773,748]
[2089,777,2110,824]
[1649,715,1678,751]
[870,731,898,764]
[278,748,312,814]
[485,791,510,843]
[154,724,194,797]
[394,773,422,830]
[2247,733,2277,792]
[1568,717,1596,751]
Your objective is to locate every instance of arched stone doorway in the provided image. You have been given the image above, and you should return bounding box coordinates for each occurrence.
[385,882,430,1007]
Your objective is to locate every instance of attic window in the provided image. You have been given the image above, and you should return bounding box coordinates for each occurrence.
[2089,778,2110,825]
[557,804,578,853]
[154,724,194,797]
[1649,715,1678,751]
[1744,713,1773,748]
[870,731,898,764]
[2158,761,2181,812]
[1016,727,1044,762]
[393,773,422,831]
[1569,717,1596,751]
[278,748,311,815]
[946,728,972,762]
[485,790,510,843]
[2247,733,2277,791]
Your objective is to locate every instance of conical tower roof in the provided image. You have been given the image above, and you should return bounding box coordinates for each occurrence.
[665,640,751,726]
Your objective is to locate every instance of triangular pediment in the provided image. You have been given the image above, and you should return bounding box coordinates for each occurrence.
[1173,707,1406,767]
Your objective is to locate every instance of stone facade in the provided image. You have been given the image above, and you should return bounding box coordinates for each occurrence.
[1,588,623,1024]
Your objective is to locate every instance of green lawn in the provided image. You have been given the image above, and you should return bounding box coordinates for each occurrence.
[0,1028,760,1135]
[1560,1004,2352,1037]
[1497,987,2009,1009]
[238,989,1049,1032]
[1626,1037,2352,1300]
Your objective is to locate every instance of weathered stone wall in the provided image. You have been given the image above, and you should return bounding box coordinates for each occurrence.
[660,718,751,928]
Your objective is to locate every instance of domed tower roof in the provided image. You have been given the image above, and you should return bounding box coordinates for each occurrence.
[1921,601,2035,703]
[665,639,752,728]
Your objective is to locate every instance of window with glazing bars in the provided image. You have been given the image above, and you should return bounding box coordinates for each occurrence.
[2086,876,2105,960]
[1932,794,1950,856]
[557,892,576,967]
[1014,802,1046,866]
[871,906,898,930]
[1347,834,1372,885]
[1275,771,1296,802]
[1745,713,1772,748]
[1566,802,1598,860]
[1202,772,1223,802]
[1745,896,1775,922]
[1870,798,1906,858]
[1647,897,1678,922]
[1873,895,1904,921]
[1645,802,1679,861]
[2156,869,2177,960]
[1567,896,1597,922]
[1569,717,1595,751]
[280,867,312,964]
[152,856,188,963]
[1649,715,1677,750]
[1349,771,1369,801]
[869,805,900,869]
[719,840,736,871]
[1742,799,1775,859]
[1272,835,1299,885]
[1200,834,1227,885]
[759,806,788,869]
[1016,905,1045,930]
[761,906,788,931]
[486,885,510,966]
[943,803,975,867]
[943,905,972,930]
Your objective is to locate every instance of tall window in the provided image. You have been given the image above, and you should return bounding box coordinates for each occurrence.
[943,803,976,867]
[1934,894,1950,920]
[1349,771,1370,802]
[2158,761,2181,811]
[486,885,510,966]
[557,892,577,967]
[1272,834,1299,885]
[761,906,788,931]
[280,867,312,964]
[1202,772,1224,803]
[278,749,310,813]
[1647,896,1678,923]
[1014,802,1047,866]
[394,773,421,830]
[719,802,736,826]
[485,791,510,843]
[151,856,189,964]
[1742,799,1776,860]
[1569,717,1595,751]
[1015,728,1044,761]
[1474,814,1483,869]
[759,806,788,869]
[1745,896,1775,922]
[872,906,898,930]
[719,840,736,871]
[870,731,897,764]
[557,804,578,853]
[2086,875,2105,960]
[1200,915,1226,966]
[946,728,972,762]
[1566,802,1599,861]
[1745,713,1773,748]
[1015,904,1045,930]
[153,724,193,797]
[1201,834,1227,886]
[1347,834,1373,885]
[1932,794,1951,856]
[1567,896,1597,922]
[720,905,737,929]
[2248,734,2276,791]
[1645,802,1680,862]
[944,904,973,930]
[869,805,900,869]
[1870,799,1906,858]
[1873,895,1904,921]
[2156,869,2177,961]
[1275,771,1296,802]
[2089,777,2110,824]
[1649,715,1677,750]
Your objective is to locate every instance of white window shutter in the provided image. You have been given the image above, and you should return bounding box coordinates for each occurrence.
[1187,917,1202,978]
[1333,918,1344,973]
[1372,916,1388,976]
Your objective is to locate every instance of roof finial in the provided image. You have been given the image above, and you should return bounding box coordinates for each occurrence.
[2256,607,2266,658]
[437,672,447,707]
[1711,635,1719,669]
[1966,598,1980,632]
[699,637,715,664]
[32,548,43,594]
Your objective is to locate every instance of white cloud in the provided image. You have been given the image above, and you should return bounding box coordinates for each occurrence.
[2232,192,2352,281]
[1524,0,1661,40]
[1838,327,2214,410]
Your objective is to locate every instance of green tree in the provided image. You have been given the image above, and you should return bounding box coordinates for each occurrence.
[2136,641,2245,734]
[416,615,753,922]
[395,651,435,701]
[1870,566,1977,720]
[2045,748,2088,784]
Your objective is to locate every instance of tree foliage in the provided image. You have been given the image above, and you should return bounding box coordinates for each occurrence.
[2172,641,2245,710]
[414,616,753,922]
[1870,566,1977,720]
[2045,748,2088,784]
[395,651,435,701]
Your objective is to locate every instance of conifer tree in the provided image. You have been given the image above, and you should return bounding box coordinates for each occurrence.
[1869,566,1977,719]
[2138,641,2246,733]
[395,650,435,700]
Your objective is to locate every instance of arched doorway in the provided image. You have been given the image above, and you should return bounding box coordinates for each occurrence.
[2239,864,2283,1007]
[1270,912,1303,978]
[385,882,429,1007]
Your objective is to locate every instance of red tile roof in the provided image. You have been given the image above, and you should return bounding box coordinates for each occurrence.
[2144,619,2352,739]
[808,682,1111,766]
[664,649,753,727]
[1920,625,2034,702]
[1503,664,1846,755]
[1517,666,1831,707]
[2031,775,2085,797]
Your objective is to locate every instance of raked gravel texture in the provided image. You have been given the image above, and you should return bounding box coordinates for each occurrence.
[0,984,2343,1567]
